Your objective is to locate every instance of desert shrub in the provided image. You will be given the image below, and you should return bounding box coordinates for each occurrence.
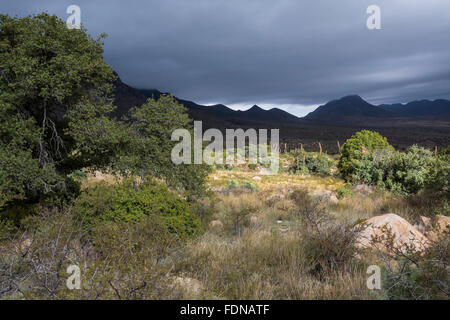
[226,179,240,189]
[0,219,16,240]
[0,208,179,299]
[221,195,259,235]
[73,179,202,239]
[425,151,449,200]
[289,190,363,276]
[248,163,257,170]
[351,145,433,194]
[371,227,449,299]
[338,130,393,179]
[242,180,258,192]
[438,145,450,157]
[290,151,333,175]
[336,184,354,199]
[0,203,38,226]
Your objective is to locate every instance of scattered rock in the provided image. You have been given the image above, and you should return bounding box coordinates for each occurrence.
[258,168,273,175]
[250,216,259,226]
[415,215,450,241]
[278,227,289,233]
[252,176,262,181]
[356,213,429,253]
[17,238,32,252]
[329,194,339,204]
[353,184,373,194]
[312,190,338,204]
[434,215,450,233]
[172,277,203,296]
[209,220,223,229]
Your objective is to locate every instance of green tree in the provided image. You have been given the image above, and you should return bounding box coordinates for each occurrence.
[338,130,393,179]
[123,95,210,199]
[0,13,126,210]
[0,13,209,213]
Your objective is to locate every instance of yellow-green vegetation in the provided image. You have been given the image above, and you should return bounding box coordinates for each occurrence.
[3,160,447,300]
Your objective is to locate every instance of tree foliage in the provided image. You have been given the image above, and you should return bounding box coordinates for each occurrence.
[124,96,210,199]
[0,13,209,215]
[0,13,122,209]
[338,130,393,179]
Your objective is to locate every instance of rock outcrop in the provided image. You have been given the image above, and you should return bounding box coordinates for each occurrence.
[356,213,429,253]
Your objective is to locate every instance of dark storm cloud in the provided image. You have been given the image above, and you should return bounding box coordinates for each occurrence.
[3,0,450,115]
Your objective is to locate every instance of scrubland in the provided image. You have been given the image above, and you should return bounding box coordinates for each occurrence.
[3,149,447,300]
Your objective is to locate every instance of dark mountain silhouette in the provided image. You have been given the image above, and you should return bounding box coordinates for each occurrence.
[112,73,450,125]
[137,90,301,127]
[110,73,450,152]
[111,72,147,117]
[380,99,450,118]
[304,95,395,123]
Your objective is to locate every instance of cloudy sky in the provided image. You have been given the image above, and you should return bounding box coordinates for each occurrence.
[3,0,450,116]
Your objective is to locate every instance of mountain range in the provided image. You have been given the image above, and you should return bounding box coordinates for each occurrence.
[111,73,450,152]
[112,74,450,126]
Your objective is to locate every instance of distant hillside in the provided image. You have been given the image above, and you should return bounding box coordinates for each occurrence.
[113,73,450,125]
[111,74,300,126]
[380,99,450,118]
[110,74,450,152]
[137,91,301,128]
[111,72,147,117]
[304,95,395,123]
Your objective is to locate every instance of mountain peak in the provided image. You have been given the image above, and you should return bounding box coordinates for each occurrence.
[304,95,392,123]
[337,95,365,102]
[248,104,263,111]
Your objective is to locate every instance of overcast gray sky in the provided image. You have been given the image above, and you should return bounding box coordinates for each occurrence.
[3,0,450,116]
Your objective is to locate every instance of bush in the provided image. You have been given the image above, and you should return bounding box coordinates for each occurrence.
[226,179,240,189]
[290,151,333,175]
[370,226,449,299]
[425,151,449,199]
[289,190,363,276]
[73,179,202,239]
[220,194,260,235]
[242,180,258,192]
[0,208,179,299]
[338,130,393,179]
[351,145,433,194]
[336,184,354,199]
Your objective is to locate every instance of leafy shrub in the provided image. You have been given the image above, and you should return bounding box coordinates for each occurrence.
[242,180,258,192]
[351,145,433,194]
[0,203,38,226]
[438,145,450,157]
[73,179,202,239]
[336,184,354,199]
[338,130,393,179]
[425,151,449,199]
[226,179,240,189]
[290,151,333,175]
